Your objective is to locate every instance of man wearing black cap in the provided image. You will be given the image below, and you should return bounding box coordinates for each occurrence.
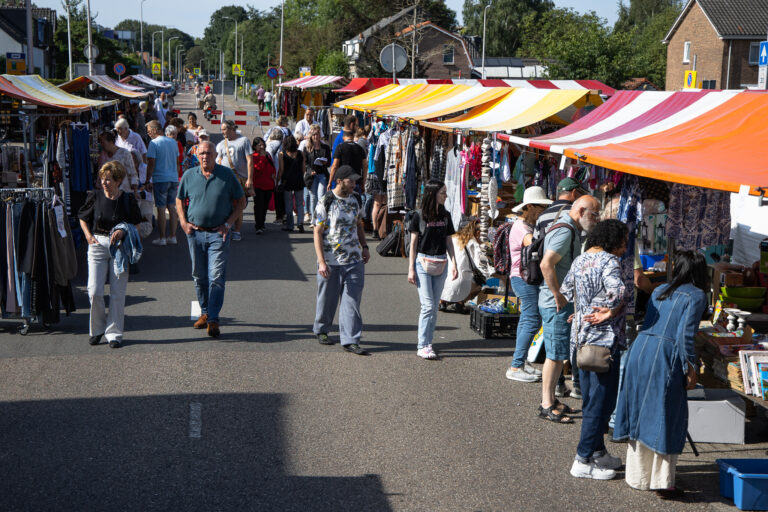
[313,165,370,355]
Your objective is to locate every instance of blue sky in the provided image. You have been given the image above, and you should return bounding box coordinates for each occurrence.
[33,0,620,39]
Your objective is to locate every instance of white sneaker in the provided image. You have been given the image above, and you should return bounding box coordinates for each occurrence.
[592,451,622,470]
[152,238,167,246]
[570,459,616,480]
[506,366,540,382]
[167,236,177,245]
[417,346,437,359]
[524,363,542,376]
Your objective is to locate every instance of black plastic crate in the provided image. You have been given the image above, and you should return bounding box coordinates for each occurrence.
[470,306,519,339]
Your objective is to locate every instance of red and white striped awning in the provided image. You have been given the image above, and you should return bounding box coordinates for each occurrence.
[278,75,350,89]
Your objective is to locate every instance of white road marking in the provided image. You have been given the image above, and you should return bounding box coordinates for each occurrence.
[189,402,202,438]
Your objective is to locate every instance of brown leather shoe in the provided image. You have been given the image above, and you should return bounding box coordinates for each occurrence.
[193,314,208,329]
[207,321,220,338]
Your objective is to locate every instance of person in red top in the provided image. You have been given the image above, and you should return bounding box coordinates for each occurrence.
[204,83,211,95]
[251,136,276,234]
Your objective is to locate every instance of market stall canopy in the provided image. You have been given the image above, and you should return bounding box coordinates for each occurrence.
[336,83,428,110]
[277,75,350,89]
[120,74,173,89]
[419,88,595,132]
[333,77,392,94]
[501,90,768,195]
[0,74,117,112]
[396,78,615,96]
[59,75,149,98]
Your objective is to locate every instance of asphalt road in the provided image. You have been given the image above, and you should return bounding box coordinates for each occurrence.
[0,90,766,512]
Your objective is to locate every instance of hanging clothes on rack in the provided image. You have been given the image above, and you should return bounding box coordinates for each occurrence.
[666,183,731,251]
[444,146,463,232]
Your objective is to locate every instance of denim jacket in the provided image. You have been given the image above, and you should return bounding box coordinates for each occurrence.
[109,223,143,274]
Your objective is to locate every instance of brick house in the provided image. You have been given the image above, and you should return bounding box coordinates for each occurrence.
[663,0,768,90]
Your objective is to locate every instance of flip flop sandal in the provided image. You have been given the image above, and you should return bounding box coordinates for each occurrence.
[538,405,574,424]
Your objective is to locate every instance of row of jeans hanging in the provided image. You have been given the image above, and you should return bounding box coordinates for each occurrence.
[0,189,77,323]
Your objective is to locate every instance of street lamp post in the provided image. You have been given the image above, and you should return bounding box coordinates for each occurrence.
[167,36,178,80]
[151,30,162,75]
[481,3,491,80]
[140,0,148,74]
[65,0,73,80]
[279,0,284,86]
[222,16,238,100]
[160,28,164,81]
[177,48,185,82]
[85,0,94,75]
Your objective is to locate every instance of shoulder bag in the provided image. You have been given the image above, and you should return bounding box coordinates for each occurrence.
[575,266,613,373]
[465,246,487,286]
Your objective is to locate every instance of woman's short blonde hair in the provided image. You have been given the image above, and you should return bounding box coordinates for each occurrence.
[99,161,126,183]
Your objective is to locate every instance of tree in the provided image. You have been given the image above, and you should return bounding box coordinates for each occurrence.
[315,50,349,76]
[462,0,553,57]
[203,5,248,74]
[615,0,681,32]
[623,4,681,87]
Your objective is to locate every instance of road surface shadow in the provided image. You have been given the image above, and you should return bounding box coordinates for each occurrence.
[0,393,392,511]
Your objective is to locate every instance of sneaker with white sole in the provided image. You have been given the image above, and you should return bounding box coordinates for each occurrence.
[570,459,616,480]
[524,363,542,376]
[592,451,622,470]
[232,231,242,241]
[167,236,177,245]
[506,366,540,382]
[417,346,437,359]
[152,238,167,246]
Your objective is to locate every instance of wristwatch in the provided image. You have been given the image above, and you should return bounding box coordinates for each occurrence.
[224,222,231,230]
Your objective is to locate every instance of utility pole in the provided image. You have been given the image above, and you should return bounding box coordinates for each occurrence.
[66,0,73,80]
[223,16,238,99]
[160,27,164,81]
[481,3,491,80]
[140,0,148,74]
[25,0,34,74]
[279,0,284,86]
[85,0,94,75]
[411,2,418,79]
[152,30,162,75]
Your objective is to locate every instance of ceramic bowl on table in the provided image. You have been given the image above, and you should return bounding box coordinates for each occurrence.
[720,286,767,299]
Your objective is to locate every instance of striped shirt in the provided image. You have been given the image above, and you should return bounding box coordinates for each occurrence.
[533,200,573,239]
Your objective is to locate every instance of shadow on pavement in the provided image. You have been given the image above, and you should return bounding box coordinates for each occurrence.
[0,394,392,512]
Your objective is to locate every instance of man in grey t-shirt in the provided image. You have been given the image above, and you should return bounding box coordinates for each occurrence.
[216,120,253,241]
[537,195,601,423]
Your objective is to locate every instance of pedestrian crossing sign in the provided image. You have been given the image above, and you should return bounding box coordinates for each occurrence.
[193,67,201,76]
[152,63,161,74]
[232,64,241,75]
[239,69,245,77]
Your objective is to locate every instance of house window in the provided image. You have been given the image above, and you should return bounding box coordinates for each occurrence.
[443,45,454,65]
[702,79,717,89]
[749,42,760,65]
[683,41,691,63]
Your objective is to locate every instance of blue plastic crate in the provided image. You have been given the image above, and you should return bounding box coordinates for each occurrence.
[718,459,768,510]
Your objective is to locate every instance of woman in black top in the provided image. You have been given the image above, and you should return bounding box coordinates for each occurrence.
[78,161,142,349]
[277,134,306,233]
[302,125,331,227]
[407,179,458,360]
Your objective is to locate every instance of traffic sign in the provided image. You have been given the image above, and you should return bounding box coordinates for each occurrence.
[267,67,278,79]
[759,66,767,90]
[232,63,241,75]
[84,44,99,60]
[277,66,285,76]
[113,62,126,76]
[299,66,311,77]
[760,41,768,67]
[5,52,25,75]
[193,67,201,76]
[239,69,245,77]
[152,62,161,74]
[683,70,697,89]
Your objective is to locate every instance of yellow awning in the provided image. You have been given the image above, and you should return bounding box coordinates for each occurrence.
[420,89,591,132]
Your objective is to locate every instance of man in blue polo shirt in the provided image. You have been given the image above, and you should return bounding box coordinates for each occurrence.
[176,141,245,338]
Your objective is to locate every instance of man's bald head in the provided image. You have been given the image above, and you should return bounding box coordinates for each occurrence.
[570,195,601,233]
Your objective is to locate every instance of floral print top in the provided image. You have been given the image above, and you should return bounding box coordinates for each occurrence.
[315,193,363,266]
[560,251,626,356]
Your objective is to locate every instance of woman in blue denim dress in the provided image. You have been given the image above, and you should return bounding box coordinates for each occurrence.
[613,251,708,496]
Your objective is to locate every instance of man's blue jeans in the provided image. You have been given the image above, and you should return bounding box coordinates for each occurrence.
[415,255,448,349]
[576,347,620,462]
[509,276,541,368]
[186,230,231,324]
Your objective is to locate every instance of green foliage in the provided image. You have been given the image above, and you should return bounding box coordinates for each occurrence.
[615,0,681,32]
[315,50,349,76]
[518,1,681,89]
[462,0,553,56]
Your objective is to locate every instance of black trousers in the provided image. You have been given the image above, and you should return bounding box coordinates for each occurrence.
[274,188,285,219]
[253,188,273,230]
